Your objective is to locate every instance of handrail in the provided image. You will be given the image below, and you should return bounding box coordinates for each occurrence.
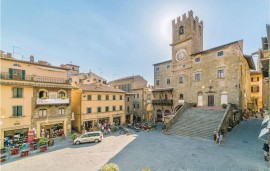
[164,102,192,132]
[217,104,232,133]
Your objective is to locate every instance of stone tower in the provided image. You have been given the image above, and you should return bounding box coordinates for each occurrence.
[171,10,204,107]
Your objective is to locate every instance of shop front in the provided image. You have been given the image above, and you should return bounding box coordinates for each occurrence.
[83,119,94,132]
[40,123,64,138]
[3,128,29,147]
[113,116,121,126]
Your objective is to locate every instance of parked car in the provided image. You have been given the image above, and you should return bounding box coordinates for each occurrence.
[74,131,103,145]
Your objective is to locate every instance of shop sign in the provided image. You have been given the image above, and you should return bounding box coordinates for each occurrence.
[36,98,69,105]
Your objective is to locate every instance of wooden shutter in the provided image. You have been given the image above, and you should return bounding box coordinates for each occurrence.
[9,68,13,79]
[22,70,26,80]
[12,88,17,98]
[13,106,17,116]
[18,106,23,116]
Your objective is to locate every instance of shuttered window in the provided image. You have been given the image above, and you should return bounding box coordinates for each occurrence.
[12,106,23,116]
[12,88,23,98]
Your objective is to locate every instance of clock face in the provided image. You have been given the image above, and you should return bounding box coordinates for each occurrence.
[176,50,187,62]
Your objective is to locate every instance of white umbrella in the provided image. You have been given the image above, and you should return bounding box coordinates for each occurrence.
[258,128,269,141]
[262,115,270,126]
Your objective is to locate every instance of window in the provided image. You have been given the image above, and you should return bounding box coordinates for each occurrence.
[87,107,92,113]
[12,106,23,116]
[179,76,184,84]
[167,64,170,69]
[106,95,109,100]
[59,108,65,115]
[156,80,160,86]
[155,66,160,71]
[39,90,47,98]
[133,104,136,109]
[113,106,116,111]
[217,69,225,78]
[98,95,101,100]
[217,51,224,57]
[127,97,130,102]
[195,73,201,81]
[251,77,259,82]
[120,95,122,100]
[251,86,259,93]
[133,94,136,98]
[8,68,25,80]
[137,94,139,98]
[105,106,109,112]
[167,78,171,85]
[179,94,184,100]
[179,26,184,35]
[59,91,66,98]
[38,109,47,117]
[195,57,200,62]
[137,104,139,109]
[97,107,101,113]
[87,95,92,100]
[120,105,123,110]
[113,95,116,100]
[127,106,130,112]
[12,88,23,98]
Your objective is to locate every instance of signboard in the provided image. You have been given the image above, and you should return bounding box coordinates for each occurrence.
[28,131,35,143]
[37,98,69,105]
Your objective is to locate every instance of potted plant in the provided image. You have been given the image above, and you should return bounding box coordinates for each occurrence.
[101,163,119,171]
[71,133,78,140]
[48,138,54,147]
[39,137,49,152]
[222,104,227,109]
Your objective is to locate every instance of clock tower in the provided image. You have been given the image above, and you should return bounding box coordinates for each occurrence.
[170,10,203,105]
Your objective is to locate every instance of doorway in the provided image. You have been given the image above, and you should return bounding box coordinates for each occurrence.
[198,92,203,106]
[208,95,214,106]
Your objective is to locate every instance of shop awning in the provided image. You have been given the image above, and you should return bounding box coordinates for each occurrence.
[259,128,269,141]
[262,115,270,126]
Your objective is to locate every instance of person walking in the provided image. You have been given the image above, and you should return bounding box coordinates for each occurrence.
[218,129,225,145]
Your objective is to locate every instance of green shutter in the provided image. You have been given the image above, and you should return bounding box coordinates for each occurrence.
[12,106,17,116]
[18,106,23,116]
[18,88,23,98]
[22,70,26,80]
[12,88,17,98]
[9,68,13,79]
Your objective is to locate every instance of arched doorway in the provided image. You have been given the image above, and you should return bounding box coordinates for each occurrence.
[156,110,163,122]
[197,92,203,106]
[164,110,171,116]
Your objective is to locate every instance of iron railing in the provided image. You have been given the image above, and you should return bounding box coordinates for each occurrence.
[152,99,173,105]
[0,72,69,84]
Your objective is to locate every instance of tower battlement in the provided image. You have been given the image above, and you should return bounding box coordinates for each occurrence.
[172,10,203,26]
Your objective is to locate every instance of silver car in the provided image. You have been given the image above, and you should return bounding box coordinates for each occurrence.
[74,131,103,145]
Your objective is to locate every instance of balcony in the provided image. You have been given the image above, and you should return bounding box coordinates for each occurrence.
[36,98,70,105]
[152,99,173,105]
[0,72,69,84]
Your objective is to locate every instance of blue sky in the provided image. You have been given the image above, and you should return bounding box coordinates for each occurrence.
[1,0,269,84]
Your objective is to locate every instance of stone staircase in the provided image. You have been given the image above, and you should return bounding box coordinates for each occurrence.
[166,107,225,139]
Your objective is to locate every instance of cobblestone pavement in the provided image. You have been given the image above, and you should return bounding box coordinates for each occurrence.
[1,118,268,171]
[109,118,269,171]
[0,134,136,171]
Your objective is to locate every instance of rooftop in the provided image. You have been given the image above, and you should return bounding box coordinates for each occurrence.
[153,60,172,66]
[78,83,125,93]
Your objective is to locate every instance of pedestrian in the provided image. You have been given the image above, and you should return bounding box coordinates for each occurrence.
[263,141,269,161]
[261,110,264,119]
[218,129,224,145]
[101,125,104,132]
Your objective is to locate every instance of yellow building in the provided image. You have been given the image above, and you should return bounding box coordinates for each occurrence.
[0,52,73,147]
[250,71,263,111]
[72,83,125,133]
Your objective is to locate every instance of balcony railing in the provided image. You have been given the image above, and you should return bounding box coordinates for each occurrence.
[152,99,173,105]
[0,72,69,84]
[36,98,70,105]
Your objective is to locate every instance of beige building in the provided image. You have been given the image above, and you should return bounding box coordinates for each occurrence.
[0,52,73,147]
[71,83,125,133]
[60,64,80,77]
[70,72,107,85]
[108,75,150,122]
[249,71,263,111]
[153,10,255,122]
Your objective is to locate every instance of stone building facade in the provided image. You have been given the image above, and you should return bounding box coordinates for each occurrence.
[153,10,255,122]
[70,72,107,85]
[71,83,125,133]
[0,52,73,147]
[249,71,263,111]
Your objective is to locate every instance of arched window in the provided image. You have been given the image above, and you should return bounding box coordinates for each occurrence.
[38,109,47,117]
[59,108,65,115]
[167,78,171,85]
[58,90,66,98]
[179,94,184,100]
[179,26,184,35]
[39,90,48,98]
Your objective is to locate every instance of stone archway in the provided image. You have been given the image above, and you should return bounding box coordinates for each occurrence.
[156,109,163,122]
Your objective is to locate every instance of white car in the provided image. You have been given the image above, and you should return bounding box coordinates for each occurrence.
[74,131,103,145]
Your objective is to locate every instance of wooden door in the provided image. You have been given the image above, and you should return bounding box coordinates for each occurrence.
[208,95,214,106]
